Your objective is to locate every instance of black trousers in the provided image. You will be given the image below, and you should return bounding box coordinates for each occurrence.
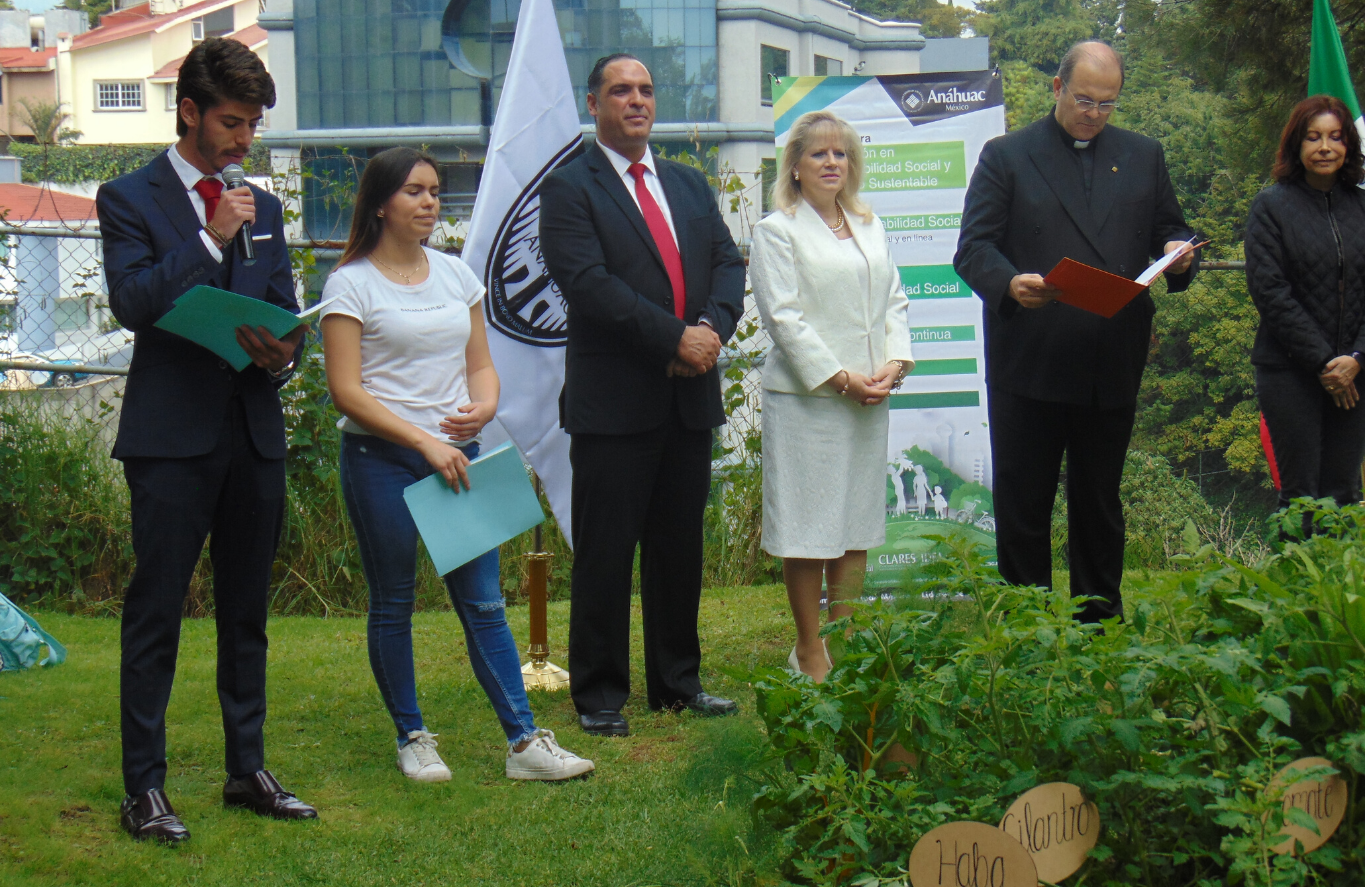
[988,388,1135,623]
[119,396,286,795]
[567,410,712,714]
[1258,365,1365,512]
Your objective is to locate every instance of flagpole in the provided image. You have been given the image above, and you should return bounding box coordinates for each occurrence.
[522,473,569,690]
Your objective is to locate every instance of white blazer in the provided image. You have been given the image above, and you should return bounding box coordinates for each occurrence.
[750,199,914,396]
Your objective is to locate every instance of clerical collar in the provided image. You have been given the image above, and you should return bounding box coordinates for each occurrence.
[1050,111,1096,151]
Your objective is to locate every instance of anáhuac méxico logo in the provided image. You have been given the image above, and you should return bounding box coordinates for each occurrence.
[483,139,585,348]
[902,86,988,113]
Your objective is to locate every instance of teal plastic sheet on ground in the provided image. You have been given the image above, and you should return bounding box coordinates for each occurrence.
[0,591,66,671]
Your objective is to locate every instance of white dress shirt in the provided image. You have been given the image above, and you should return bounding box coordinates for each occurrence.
[597,141,678,248]
[166,143,226,262]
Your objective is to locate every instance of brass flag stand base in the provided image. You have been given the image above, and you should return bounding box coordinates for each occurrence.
[522,477,569,692]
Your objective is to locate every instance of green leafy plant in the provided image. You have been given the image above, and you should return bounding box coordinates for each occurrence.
[9,141,270,185]
[748,503,1365,885]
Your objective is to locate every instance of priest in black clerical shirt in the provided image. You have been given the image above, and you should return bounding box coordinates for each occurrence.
[953,40,1199,624]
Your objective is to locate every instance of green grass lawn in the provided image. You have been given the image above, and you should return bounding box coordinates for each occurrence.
[1,586,796,887]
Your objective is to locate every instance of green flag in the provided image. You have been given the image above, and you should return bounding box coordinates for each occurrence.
[1310,0,1363,125]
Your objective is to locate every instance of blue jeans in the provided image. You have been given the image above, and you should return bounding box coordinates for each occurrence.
[339,433,537,747]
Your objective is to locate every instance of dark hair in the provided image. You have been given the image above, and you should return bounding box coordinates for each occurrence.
[1273,95,1365,185]
[338,147,440,267]
[587,53,646,97]
[176,37,275,137]
[1057,41,1125,89]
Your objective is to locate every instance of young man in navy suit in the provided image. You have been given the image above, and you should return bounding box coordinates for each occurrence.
[539,54,747,737]
[96,38,314,844]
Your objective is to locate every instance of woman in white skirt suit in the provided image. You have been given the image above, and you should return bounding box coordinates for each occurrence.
[750,110,915,682]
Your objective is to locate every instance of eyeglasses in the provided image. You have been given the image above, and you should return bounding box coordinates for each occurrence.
[1063,83,1119,114]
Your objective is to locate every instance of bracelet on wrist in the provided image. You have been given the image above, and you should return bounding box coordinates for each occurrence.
[205,223,231,249]
[836,371,850,396]
[203,222,230,249]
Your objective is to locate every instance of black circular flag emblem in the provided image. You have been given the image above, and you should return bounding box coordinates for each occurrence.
[484,138,585,348]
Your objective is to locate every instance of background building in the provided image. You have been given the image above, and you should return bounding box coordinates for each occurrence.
[56,0,267,146]
[259,0,986,242]
[0,173,125,367]
[0,9,86,144]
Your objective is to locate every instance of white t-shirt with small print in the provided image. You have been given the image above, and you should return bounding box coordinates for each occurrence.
[321,247,486,438]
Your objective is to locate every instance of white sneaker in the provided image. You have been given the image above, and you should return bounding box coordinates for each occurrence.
[397,730,452,782]
[505,729,596,781]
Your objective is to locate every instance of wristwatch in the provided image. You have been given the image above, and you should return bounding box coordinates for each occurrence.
[267,360,295,380]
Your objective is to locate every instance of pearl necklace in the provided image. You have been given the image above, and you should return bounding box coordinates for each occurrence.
[825,203,846,233]
[371,250,426,285]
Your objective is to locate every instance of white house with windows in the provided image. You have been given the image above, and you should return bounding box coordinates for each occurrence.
[55,0,267,145]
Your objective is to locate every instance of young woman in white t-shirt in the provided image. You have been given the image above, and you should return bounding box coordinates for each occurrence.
[319,147,592,783]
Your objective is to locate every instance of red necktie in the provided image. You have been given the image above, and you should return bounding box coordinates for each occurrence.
[194,177,223,224]
[627,162,686,320]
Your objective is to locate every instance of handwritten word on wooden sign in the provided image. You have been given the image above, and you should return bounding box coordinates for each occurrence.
[999,782,1100,883]
[1268,757,1347,855]
[909,821,1038,887]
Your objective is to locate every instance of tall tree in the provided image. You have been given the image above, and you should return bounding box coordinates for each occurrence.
[847,0,973,38]
[12,100,80,146]
[973,0,1109,71]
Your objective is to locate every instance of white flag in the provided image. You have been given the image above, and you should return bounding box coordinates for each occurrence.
[462,0,582,542]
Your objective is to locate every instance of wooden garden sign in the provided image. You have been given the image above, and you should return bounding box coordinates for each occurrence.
[909,821,1038,887]
[998,782,1100,883]
[1268,757,1347,855]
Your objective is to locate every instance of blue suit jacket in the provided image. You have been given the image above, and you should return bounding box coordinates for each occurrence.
[97,151,301,460]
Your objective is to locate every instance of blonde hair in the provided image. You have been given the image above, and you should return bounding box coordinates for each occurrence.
[773,111,872,222]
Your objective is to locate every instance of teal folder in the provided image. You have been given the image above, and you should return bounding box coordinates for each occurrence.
[402,441,546,576]
[153,285,316,371]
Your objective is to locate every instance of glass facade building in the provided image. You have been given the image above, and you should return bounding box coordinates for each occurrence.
[292,0,718,129]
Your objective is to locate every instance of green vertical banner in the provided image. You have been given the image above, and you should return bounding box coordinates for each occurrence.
[773,71,1005,587]
[1310,0,1364,125]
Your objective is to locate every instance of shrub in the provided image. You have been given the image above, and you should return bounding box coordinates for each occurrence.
[1051,448,1231,568]
[0,396,130,609]
[10,141,272,186]
[748,505,1365,886]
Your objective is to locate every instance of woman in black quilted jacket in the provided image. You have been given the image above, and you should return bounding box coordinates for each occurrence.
[1247,94,1365,519]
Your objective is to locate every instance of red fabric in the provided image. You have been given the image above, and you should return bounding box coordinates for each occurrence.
[1260,412,1282,490]
[194,177,223,225]
[627,163,686,320]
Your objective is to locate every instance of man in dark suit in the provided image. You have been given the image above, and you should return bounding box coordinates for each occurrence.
[539,53,747,736]
[96,38,315,843]
[954,41,1198,622]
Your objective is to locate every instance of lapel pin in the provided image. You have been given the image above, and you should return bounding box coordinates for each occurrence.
[1111,166,1118,172]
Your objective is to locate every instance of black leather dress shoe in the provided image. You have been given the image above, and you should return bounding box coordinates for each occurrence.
[681,692,739,716]
[120,788,190,844]
[579,710,630,737]
[223,770,318,820]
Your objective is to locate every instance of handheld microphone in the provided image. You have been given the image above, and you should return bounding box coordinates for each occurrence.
[220,163,256,266]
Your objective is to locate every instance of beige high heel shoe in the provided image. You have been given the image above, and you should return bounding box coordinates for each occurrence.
[788,641,835,676]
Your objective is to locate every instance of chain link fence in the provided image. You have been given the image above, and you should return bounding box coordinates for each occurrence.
[0,207,1246,612]
[0,222,768,463]
[0,218,774,608]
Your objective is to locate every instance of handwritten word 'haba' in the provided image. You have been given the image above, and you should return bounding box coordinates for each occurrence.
[935,839,1007,887]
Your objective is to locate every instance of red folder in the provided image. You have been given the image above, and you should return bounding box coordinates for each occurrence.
[1042,258,1145,319]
